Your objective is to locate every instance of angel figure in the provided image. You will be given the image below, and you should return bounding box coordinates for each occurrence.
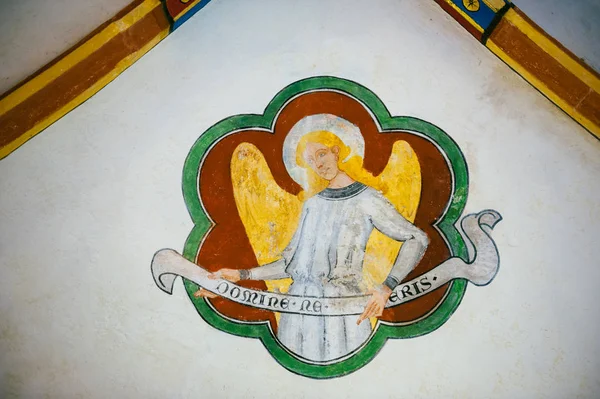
[195,115,429,362]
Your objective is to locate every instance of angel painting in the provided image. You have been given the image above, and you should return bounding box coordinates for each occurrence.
[194,114,429,362]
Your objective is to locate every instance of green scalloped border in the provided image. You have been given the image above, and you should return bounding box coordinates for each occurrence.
[180,76,469,378]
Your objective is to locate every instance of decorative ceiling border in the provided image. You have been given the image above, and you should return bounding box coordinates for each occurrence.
[0,0,597,160]
[434,0,599,139]
[164,0,214,29]
[0,0,170,160]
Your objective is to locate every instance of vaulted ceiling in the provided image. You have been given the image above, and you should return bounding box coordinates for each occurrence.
[0,0,598,160]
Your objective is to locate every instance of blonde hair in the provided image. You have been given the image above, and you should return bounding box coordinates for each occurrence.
[295,130,374,199]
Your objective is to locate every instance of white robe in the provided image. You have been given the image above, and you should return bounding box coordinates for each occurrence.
[249,182,427,362]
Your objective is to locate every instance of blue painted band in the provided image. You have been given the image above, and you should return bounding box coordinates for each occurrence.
[450,0,503,30]
[172,0,214,30]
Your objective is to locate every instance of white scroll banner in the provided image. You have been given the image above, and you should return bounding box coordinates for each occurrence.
[151,210,502,316]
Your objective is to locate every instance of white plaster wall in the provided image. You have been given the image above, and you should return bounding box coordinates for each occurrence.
[0,0,132,95]
[1,0,599,397]
[515,0,600,72]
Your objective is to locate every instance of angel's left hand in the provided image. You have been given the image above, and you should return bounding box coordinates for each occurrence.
[357,285,392,325]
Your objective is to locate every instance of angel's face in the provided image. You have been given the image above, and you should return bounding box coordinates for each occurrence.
[303,142,340,180]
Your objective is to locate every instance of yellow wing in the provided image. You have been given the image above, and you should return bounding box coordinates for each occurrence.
[230,143,302,302]
[362,140,422,289]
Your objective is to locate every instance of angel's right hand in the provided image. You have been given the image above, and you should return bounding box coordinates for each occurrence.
[193,288,218,299]
[193,269,244,299]
[209,268,241,282]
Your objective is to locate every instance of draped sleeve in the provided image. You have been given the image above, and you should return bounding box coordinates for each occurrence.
[366,190,429,288]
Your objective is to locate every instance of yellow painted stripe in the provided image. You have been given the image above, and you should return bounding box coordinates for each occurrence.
[482,0,507,12]
[504,9,600,94]
[174,0,205,21]
[487,39,599,139]
[442,0,484,33]
[0,28,169,160]
[0,0,161,117]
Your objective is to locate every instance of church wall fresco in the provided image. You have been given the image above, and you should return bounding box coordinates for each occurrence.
[151,76,503,378]
[0,0,599,396]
